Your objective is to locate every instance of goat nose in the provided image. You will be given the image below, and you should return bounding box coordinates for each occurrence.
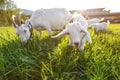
[22,40,27,43]
[74,42,79,47]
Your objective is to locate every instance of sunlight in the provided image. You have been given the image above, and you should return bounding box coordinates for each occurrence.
[13,0,120,12]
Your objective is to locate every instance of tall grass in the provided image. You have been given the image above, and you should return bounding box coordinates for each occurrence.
[0,24,120,80]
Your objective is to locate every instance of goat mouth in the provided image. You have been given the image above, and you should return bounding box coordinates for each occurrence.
[22,41,27,44]
[74,45,79,48]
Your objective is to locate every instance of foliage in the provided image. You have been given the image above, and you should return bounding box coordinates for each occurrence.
[0,24,120,80]
[0,0,17,10]
[0,9,20,26]
[0,9,30,26]
[0,0,21,26]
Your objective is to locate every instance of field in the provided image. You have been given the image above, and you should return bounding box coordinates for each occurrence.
[0,24,120,80]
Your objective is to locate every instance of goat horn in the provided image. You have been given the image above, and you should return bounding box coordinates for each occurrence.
[12,15,17,28]
[16,12,22,26]
[51,29,68,38]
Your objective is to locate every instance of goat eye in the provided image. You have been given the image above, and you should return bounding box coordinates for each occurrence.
[67,32,69,35]
[17,34,19,36]
[80,30,84,32]
[24,30,27,33]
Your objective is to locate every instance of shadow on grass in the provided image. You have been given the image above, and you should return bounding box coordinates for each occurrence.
[46,35,92,79]
[0,31,62,80]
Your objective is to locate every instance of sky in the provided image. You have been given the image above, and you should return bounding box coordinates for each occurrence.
[13,0,120,12]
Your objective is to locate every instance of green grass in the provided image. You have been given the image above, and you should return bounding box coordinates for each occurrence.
[0,24,120,80]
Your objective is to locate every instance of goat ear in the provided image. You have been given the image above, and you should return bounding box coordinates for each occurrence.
[51,29,68,38]
[79,26,92,44]
[12,15,18,28]
[85,31,92,44]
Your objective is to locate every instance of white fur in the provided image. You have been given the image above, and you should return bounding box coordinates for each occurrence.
[87,18,102,26]
[15,24,31,42]
[52,22,92,51]
[12,8,72,43]
[91,22,109,33]
[72,12,88,28]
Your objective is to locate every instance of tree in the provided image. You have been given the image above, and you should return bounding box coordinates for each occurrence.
[0,0,17,10]
[0,0,19,26]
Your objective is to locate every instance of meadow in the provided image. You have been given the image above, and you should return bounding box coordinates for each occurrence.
[0,24,120,80]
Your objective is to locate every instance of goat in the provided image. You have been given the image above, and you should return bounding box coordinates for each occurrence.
[12,8,72,43]
[91,21,110,33]
[72,12,88,28]
[86,18,103,27]
[52,22,92,51]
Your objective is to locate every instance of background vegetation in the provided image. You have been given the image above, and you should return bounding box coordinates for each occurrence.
[0,24,120,80]
[0,0,30,26]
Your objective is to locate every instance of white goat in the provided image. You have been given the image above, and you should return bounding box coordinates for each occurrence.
[12,8,72,43]
[72,12,88,28]
[52,22,92,51]
[63,13,91,51]
[87,18,103,26]
[91,21,109,33]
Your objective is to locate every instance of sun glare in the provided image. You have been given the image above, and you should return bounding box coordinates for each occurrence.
[14,0,120,12]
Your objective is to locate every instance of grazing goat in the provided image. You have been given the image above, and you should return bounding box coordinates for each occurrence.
[52,22,92,51]
[12,8,72,43]
[91,21,110,33]
[72,12,88,28]
[87,18,103,26]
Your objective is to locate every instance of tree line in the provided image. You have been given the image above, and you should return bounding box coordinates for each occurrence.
[0,0,30,26]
